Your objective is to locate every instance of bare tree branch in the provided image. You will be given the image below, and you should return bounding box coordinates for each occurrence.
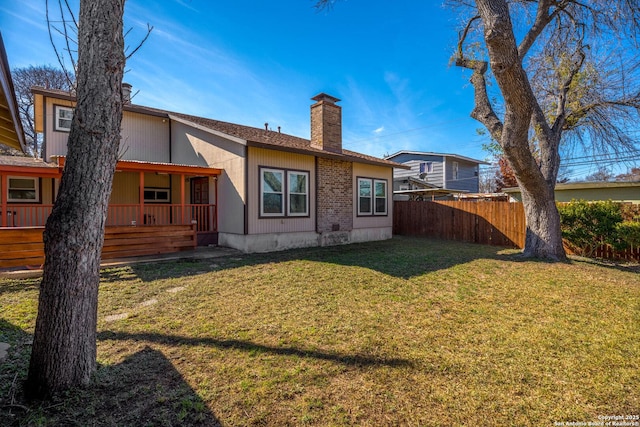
[125,23,153,60]
[455,14,504,141]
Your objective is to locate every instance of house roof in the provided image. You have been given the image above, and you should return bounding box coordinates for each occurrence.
[0,154,60,177]
[171,112,406,169]
[395,176,439,189]
[384,150,489,165]
[502,181,640,193]
[0,33,26,153]
[32,86,407,170]
[52,156,222,177]
[393,188,469,198]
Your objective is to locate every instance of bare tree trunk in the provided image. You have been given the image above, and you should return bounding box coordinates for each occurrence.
[519,183,565,259]
[26,0,125,399]
[475,0,566,260]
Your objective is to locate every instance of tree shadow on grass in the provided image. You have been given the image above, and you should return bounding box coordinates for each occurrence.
[123,236,512,283]
[98,330,413,369]
[0,319,221,426]
[493,248,640,275]
[0,277,40,297]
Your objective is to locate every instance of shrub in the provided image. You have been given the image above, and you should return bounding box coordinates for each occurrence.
[615,221,640,247]
[557,200,624,256]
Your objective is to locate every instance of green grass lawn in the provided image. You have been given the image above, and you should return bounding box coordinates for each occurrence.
[1,236,638,426]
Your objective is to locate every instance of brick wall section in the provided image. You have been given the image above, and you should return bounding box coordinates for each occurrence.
[316,157,353,232]
[310,98,342,153]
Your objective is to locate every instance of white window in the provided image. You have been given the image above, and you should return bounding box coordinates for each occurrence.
[143,188,170,203]
[358,178,372,215]
[8,176,39,202]
[374,180,387,215]
[54,105,74,131]
[260,168,309,217]
[288,171,309,216]
[419,162,433,174]
[453,161,459,180]
[358,178,387,216]
[261,168,285,216]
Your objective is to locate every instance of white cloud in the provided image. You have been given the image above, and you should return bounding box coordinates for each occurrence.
[373,126,385,134]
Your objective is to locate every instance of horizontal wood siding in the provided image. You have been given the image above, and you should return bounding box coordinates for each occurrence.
[0,228,46,268]
[247,147,316,235]
[0,225,196,269]
[445,160,480,192]
[393,157,444,188]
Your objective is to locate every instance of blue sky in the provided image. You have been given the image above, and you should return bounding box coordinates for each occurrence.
[1,0,491,162]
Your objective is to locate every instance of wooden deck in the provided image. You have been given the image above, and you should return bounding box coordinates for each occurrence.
[0,224,197,269]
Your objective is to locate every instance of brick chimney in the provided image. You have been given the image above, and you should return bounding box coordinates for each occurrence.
[310,93,342,153]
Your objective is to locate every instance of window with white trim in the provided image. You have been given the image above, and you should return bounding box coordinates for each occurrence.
[54,105,74,132]
[419,162,433,174]
[374,180,387,215]
[8,177,39,202]
[453,161,459,180]
[261,168,285,216]
[358,178,387,216]
[288,171,308,216]
[260,168,309,217]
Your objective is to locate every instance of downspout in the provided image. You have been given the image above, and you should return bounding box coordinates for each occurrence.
[168,116,172,163]
[244,146,248,235]
[315,156,319,233]
[42,96,47,160]
[214,176,218,232]
[442,156,447,190]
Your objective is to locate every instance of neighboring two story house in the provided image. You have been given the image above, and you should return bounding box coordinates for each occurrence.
[384,151,487,200]
[1,84,403,256]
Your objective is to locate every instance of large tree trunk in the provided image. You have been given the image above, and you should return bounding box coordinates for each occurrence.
[26,0,125,399]
[475,0,566,260]
[519,181,565,259]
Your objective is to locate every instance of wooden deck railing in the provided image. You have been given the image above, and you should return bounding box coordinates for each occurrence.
[1,204,216,232]
[1,205,54,227]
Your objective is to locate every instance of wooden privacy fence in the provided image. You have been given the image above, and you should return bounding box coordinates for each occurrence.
[0,224,197,269]
[394,201,640,262]
[394,201,526,248]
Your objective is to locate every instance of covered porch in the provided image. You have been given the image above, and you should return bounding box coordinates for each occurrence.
[0,156,223,268]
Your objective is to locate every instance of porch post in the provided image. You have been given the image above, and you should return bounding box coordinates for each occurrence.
[138,171,144,225]
[180,174,185,225]
[214,176,218,232]
[1,174,7,227]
